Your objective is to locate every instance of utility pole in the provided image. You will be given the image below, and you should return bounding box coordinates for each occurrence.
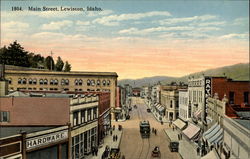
[50,51,54,71]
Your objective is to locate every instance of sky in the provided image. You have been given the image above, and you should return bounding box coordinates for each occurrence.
[1,0,249,80]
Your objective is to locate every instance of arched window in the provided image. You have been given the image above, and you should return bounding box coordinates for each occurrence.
[91,80,95,86]
[79,79,82,86]
[61,79,65,85]
[22,78,27,84]
[39,79,44,85]
[87,79,91,86]
[50,79,54,85]
[54,79,58,85]
[107,80,110,86]
[75,79,78,85]
[8,78,12,84]
[29,78,33,84]
[44,79,48,85]
[18,78,22,84]
[33,79,37,85]
[102,80,106,86]
[65,79,69,85]
[170,100,173,108]
[97,80,100,86]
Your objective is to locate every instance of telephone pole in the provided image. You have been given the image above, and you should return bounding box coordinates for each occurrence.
[50,51,54,71]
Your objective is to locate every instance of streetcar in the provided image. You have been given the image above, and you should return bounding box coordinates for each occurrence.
[139,120,150,138]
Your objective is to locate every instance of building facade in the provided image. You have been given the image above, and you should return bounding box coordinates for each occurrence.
[3,65,118,119]
[161,90,179,121]
[178,89,191,121]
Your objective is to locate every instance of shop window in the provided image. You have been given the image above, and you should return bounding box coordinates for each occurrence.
[0,111,10,122]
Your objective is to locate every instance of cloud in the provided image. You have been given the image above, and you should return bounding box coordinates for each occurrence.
[76,21,91,26]
[93,11,171,26]
[233,17,249,25]
[159,15,217,25]
[219,33,249,39]
[2,21,29,32]
[196,21,226,26]
[41,20,73,30]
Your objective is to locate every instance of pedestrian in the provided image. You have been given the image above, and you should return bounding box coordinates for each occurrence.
[95,147,98,156]
[197,147,200,156]
[152,128,154,133]
[102,152,105,159]
[113,125,115,130]
[180,133,182,140]
[154,129,157,135]
[91,146,94,156]
[116,135,118,141]
[122,155,125,159]
[110,130,112,136]
[113,135,115,142]
[161,120,163,125]
[172,125,174,131]
[178,134,180,140]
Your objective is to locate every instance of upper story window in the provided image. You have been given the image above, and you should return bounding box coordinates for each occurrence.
[22,78,27,84]
[18,78,22,84]
[33,79,37,85]
[91,80,95,86]
[244,92,249,104]
[102,80,106,86]
[97,80,100,86]
[39,79,44,85]
[87,80,91,86]
[29,78,33,84]
[79,79,82,86]
[107,80,110,86]
[61,79,65,85]
[229,92,235,104]
[8,78,12,84]
[50,79,54,85]
[73,111,79,126]
[0,111,10,122]
[75,79,78,85]
[65,79,69,85]
[170,100,173,108]
[54,79,58,85]
[44,79,48,85]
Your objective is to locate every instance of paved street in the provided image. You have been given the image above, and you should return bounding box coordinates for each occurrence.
[116,97,180,159]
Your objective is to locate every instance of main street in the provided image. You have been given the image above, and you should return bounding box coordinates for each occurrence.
[115,97,180,159]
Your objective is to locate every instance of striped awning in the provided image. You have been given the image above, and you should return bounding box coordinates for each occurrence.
[203,123,223,146]
[193,109,202,119]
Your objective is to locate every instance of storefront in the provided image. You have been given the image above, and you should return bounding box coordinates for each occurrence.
[25,126,69,159]
[0,134,22,159]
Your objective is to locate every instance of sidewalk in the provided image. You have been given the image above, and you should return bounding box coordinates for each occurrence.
[164,128,200,159]
[85,128,123,159]
[144,100,169,123]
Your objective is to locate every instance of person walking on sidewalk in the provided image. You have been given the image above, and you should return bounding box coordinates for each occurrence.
[154,129,157,135]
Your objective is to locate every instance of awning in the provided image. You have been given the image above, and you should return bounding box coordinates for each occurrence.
[203,123,223,146]
[201,149,220,159]
[156,104,165,112]
[173,119,186,130]
[193,109,202,119]
[182,123,200,139]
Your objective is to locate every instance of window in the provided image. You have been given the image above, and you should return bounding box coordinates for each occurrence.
[87,109,91,121]
[91,80,95,86]
[97,80,100,86]
[0,111,10,122]
[73,112,79,126]
[170,100,173,108]
[229,92,235,104]
[39,79,44,85]
[244,92,249,104]
[50,79,54,85]
[44,79,48,85]
[102,80,106,86]
[81,110,85,123]
[33,79,37,85]
[107,80,110,86]
[75,79,78,85]
[61,79,65,85]
[93,108,97,119]
[87,80,91,86]
[22,78,27,84]
[65,79,69,85]
[8,78,12,84]
[79,79,82,86]
[29,79,33,84]
[54,79,58,85]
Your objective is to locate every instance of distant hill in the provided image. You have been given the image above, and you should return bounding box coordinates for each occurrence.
[118,76,177,87]
[119,63,249,88]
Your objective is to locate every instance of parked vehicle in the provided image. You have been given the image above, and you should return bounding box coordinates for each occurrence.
[109,148,121,159]
[169,141,179,152]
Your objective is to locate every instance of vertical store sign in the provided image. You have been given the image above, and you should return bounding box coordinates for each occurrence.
[204,77,211,121]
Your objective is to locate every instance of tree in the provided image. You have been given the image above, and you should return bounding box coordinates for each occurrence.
[0,46,8,64]
[55,56,64,71]
[28,53,45,68]
[45,56,55,70]
[0,41,30,67]
[63,61,71,72]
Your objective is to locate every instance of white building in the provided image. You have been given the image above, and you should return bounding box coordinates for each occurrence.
[178,89,191,121]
